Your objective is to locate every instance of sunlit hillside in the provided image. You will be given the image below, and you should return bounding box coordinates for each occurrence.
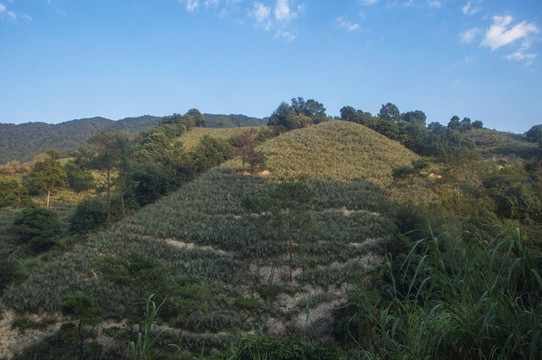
[255,120,419,185]
[175,126,262,150]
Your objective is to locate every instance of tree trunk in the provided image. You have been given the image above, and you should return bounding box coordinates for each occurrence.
[46,190,51,208]
[78,321,84,360]
[289,237,293,283]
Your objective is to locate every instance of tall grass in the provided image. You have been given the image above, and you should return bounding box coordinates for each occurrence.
[342,228,542,359]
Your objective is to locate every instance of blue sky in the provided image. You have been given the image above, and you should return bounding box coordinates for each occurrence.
[0,0,541,133]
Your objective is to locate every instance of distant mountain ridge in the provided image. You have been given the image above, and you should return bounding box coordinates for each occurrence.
[0,113,266,164]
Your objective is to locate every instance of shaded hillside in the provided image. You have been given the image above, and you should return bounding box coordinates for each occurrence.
[2,121,421,357]
[0,115,161,164]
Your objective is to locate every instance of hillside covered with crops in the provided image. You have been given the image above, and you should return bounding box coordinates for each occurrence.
[1,110,541,359]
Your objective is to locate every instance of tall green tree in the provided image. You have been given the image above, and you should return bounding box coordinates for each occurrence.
[401,110,426,125]
[187,108,206,127]
[268,102,298,131]
[291,97,327,124]
[378,103,401,123]
[79,131,130,229]
[24,155,67,208]
[448,115,461,130]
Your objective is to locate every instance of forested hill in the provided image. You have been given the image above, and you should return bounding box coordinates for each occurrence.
[0,113,265,164]
[0,115,161,164]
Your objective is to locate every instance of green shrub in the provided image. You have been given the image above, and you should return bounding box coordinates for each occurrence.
[68,198,107,234]
[13,204,62,251]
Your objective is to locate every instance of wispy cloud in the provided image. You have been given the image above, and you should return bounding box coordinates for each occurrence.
[459,28,480,43]
[0,3,17,20]
[179,0,304,42]
[251,2,272,30]
[462,1,480,16]
[336,17,360,31]
[180,0,199,12]
[205,0,219,8]
[481,16,539,51]
[276,29,295,42]
[427,0,441,9]
[506,51,536,64]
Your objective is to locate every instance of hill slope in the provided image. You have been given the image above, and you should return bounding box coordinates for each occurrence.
[2,121,421,357]
[465,128,537,164]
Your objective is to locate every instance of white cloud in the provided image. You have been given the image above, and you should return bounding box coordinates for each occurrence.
[275,0,296,22]
[459,28,480,43]
[0,4,6,12]
[427,0,441,8]
[336,17,360,31]
[7,10,15,19]
[252,2,272,30]
[481,16,539,51]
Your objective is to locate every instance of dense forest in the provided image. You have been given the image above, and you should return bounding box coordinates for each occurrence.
[0,99,541,360]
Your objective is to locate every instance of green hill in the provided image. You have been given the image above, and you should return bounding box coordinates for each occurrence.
[2,120,422,356]
[465,128,538,164]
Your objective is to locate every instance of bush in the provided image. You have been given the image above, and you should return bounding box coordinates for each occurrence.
[68,199,107,234]
[13,204,62,251]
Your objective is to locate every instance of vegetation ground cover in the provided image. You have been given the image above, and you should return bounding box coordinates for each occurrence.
[0,108,541,359]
